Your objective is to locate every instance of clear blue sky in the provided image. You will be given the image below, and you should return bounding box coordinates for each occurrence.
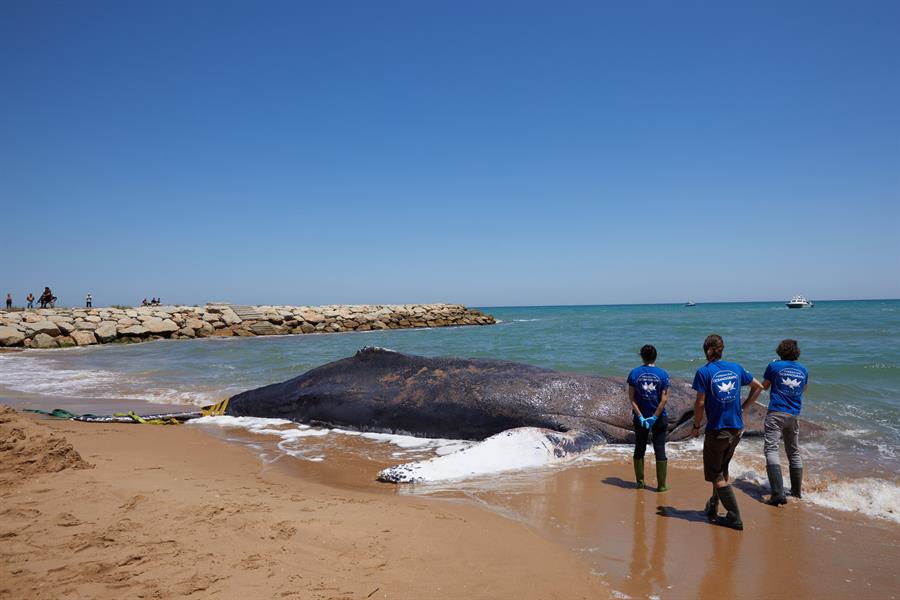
[2,1,898,307]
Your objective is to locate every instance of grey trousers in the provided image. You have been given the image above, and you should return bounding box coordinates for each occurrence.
[764,411,802,469]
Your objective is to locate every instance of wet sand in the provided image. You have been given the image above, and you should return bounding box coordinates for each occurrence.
[0,407,602,600]
[2,406,898,599]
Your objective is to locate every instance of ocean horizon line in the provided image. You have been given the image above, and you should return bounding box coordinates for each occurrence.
[477,297,899,310]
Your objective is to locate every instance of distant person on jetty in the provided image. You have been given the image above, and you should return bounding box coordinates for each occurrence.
[691,334,763,531]
[85,293,92,308]
[761,339,808,506]
[142,298,149,306]
[39,287,54,309]
[26,292,34,309]
[626,344,670,491]
[4,293,10,309]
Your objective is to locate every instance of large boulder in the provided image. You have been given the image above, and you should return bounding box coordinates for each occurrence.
[144,318,179,335]
[94,323,118,343]
[55,320,77,335]
[32,333,58,349]
[186,319,206,331]
[27,321,60,337]
[119,325,149,337]
[221,310,242,326]
[70,330,98,346]
[0,326,25,346]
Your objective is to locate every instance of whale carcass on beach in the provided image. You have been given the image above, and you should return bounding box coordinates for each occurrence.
[224,347,793,482]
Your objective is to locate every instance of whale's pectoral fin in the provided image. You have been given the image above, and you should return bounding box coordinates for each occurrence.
[543,430,606,457]
[377,427,606,484]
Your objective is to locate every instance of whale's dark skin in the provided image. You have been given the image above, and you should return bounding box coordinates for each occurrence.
[225,347,808,443]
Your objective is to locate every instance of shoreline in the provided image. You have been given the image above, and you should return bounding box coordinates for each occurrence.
[0,303,496,349]
[2,406,898,599]
[1,407,602,600]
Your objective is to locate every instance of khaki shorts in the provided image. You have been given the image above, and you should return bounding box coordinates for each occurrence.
[703,428,743,483]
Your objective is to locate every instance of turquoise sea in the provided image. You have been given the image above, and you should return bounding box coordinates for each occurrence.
[2,299,898,517]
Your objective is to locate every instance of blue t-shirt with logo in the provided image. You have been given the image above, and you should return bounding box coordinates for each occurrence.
[627,365,670,418]
[692,360,753,430]
[764,360,808,415]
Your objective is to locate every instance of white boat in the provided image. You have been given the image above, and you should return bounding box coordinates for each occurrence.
[786,295,814,309]
[685,301,696,307]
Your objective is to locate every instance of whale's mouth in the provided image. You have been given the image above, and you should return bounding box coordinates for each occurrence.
[377,427,602,484]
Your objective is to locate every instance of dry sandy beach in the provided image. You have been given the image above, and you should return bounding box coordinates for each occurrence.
[1,405,898,600]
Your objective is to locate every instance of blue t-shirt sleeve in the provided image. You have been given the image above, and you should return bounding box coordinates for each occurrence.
[740,366,753,386]
[691,369,706,394]
[763,363,774,383]
[626,370,635,387]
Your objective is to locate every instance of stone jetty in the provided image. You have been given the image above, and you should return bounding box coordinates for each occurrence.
[0,304,496,349]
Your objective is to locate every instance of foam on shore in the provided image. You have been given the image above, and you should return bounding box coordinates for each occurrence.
[188,417,900,523]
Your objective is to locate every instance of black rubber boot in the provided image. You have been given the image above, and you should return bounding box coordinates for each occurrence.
[713,485,743,531]
[704,488,719,520]
[766,464,788,506]
[633,458,645,489]
[789,467,803,498]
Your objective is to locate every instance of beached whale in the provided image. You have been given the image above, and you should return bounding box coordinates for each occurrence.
[225,347,702,442]
[224,347,823,482]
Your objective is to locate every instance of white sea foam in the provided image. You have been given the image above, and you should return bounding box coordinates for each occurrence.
[377,428,584,483]
[192,415,293,429]
[0,354,120,396]
[805,478,900,524]
[0,354,223,406]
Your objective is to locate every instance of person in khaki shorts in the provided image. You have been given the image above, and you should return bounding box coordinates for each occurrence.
[691,334,763,531]
[761,339,809,505]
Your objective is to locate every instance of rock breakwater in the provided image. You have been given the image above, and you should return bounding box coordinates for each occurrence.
[0,304,495,349]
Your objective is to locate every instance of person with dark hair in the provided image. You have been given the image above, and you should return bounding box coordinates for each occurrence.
[4,293,11,310]
[626,344,671,491]
[691,334,764,530]
[26,293,34,309]
[761,339,809,506]
[39,287,52,309]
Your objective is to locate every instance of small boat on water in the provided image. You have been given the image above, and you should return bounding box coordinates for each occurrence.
[685,301,696,307]
[786,295,814,309]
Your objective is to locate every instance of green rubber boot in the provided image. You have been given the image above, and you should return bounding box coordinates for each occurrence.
[766,464,788,506]
[655,460,670,492]
[633,457,645,489]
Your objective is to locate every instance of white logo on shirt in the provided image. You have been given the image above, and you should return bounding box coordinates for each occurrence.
[641,382,657,393]
[717,381,736,394]
[781,377,802,389]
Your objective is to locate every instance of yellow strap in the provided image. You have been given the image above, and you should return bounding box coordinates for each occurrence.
[110,411,182,425]
[201,398,229,417]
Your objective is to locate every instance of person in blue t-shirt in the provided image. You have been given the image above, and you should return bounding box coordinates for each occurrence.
[626,344,671,491]
[761,339,809,506]
[690,334,763,531]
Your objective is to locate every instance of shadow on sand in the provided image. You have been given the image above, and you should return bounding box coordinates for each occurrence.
[733,480,769,503]
[655,505,710,524]
[601,476,641,490]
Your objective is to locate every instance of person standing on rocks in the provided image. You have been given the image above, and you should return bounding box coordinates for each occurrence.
[26,293,34,309]
[4,293,11,310]
[86,293,92,308]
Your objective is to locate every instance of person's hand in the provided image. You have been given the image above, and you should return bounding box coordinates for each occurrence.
[645,415,657,429]
[638,415,647,429]
[691,425,701,438]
